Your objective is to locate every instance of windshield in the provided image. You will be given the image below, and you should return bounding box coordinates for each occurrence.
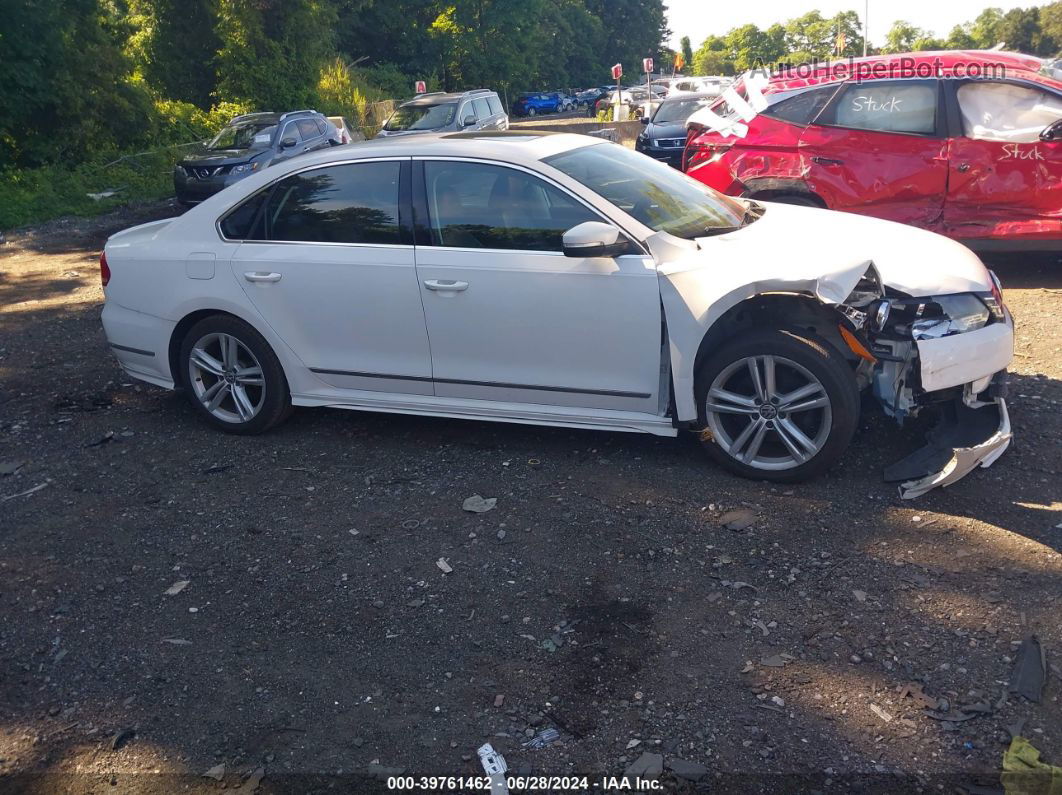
[545,143,746,238]
[208,122,276,150]
[384,102,457,131]
[653,98,712,123]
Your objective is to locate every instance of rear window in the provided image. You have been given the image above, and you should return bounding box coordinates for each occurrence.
[762,86,838,126]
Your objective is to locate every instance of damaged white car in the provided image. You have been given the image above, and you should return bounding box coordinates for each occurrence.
[100,133,1013,496]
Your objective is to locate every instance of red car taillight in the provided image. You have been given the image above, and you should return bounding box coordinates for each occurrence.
[683,133,731,172]
[100,251,110,287]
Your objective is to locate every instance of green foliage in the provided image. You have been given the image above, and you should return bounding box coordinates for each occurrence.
[317,58,368,124]
[127,0,220,107]
[153,99,255,143]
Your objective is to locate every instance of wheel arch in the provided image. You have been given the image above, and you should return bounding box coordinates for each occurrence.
[670,292,859,424]
[168,308,276,389]
[741,177,827,208]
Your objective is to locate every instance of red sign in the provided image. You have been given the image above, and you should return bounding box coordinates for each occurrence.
[611,63,623,80]
[414,80,427,94]
[642,57,654,73]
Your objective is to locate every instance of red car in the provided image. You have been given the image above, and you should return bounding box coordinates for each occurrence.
[684,50,1062,251]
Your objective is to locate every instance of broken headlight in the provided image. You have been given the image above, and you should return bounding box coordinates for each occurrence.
[910,294,991,340]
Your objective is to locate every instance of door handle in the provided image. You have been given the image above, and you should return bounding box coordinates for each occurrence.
[244,271,282,283]
[423,279,469,292]
[957,163,970,172]
[811,156,844,166]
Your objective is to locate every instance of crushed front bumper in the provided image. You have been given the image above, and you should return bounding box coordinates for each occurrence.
[884,393,1012,499]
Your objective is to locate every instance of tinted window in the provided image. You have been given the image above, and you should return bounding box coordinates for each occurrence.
[280,122,301,143]
[297,119,319,139]
[472,97,492,119]
[207,122,275,150]
[652,98,712,123]
[220,190,270,239]
[957,82,1062,142]
[257,162,401,244]
[763,86,837,126]
[424,161,601,251]
[828,81,937,134]
[486,94,504,115]
[384,102,457,131]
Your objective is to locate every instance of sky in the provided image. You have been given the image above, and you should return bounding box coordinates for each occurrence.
[665,0,1054,50]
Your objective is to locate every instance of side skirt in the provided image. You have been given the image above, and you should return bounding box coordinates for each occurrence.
[290,391,678,437]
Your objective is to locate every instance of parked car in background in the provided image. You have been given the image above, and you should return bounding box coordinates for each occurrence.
[103,132,1012,498]
[327,116,362,144]
[637,93,717,167]
[684,50,1062,251]
[512,92,563,116]
[377,90,507,137]
[174,111,339,206]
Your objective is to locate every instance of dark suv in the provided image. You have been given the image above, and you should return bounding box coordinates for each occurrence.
[174,110,339,205]
[376,89,508,137]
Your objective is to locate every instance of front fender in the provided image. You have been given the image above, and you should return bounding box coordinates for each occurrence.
[648,231,871,421]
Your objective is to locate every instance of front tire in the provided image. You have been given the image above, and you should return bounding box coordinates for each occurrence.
[696,328,859,482]
[178,315,292,434]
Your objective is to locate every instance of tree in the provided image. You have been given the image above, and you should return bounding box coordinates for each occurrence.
[970,7,1004,48]
[680,35,693,69]
[882,20,929,53]
[996,6,1041,53]
[1042,1,1062,49]
[692,34,732,76]
[944,24,976,49]
[785,11,835,61]
[724,24,785,72]
[127,0,220,107]
[215,0,338,108]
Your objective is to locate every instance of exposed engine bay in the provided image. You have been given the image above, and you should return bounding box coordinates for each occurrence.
[835,264,1013,498]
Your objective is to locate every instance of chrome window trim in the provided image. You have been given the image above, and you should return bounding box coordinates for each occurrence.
[215,156,410,244]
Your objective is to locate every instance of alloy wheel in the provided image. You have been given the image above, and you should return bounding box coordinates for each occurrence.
[705,354,832,471]
[187,332,266,423]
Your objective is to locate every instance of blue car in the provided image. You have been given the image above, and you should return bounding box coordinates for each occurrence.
[511,92,562,117]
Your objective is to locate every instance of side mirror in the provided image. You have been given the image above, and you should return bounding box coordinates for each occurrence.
[462,115,476,127]
[562,221,630,258]
[640,116,650,124]
[281,137,298,149]
[1039,119,1062,142]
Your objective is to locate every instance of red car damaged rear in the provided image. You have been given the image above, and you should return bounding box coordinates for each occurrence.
[683,50,1062,252]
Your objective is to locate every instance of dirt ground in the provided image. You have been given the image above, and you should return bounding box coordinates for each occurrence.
[1,201,1060,794]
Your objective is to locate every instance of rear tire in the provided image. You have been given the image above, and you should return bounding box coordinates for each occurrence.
[178,315,292,435]
[695,328,859,482]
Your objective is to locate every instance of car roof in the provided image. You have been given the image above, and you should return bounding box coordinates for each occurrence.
[762,50,1058,93]
[248,131,597,172]
[402,90,496,107]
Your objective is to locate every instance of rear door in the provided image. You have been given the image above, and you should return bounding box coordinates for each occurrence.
[799,79,948,228]
[943,79,1062,242]
[229,158,434,395]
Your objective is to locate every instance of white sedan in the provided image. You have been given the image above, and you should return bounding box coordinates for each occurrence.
[101,132,1014,495]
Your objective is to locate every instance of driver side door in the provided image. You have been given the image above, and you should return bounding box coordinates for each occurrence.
[412,159,663,414]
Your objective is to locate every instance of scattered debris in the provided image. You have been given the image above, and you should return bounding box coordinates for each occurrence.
[623,752,663,780]
[462,495,497,513]
[161,638,192,645]
[1001,736,1062,794]
[853,589,867,602]
[84,431,115,448]
[202,763,225,781]
[235,766,265,794]
[718,508,757,532]
[897,682,941,710]
[1,480,50,502]
[759,653,793,668]
[164,580,190,597]
[493,694,505,707]
[869,704,893,723]
[110,727,136,751]
[436,558,453,574]
[1009,635,1047,703]
[0,459,27,476]
[477,743,509,794]
[202,464,233,475]
[86,189,120,201]
[667,758,708,782]
[523,728,560,749]
[626,738,641,749]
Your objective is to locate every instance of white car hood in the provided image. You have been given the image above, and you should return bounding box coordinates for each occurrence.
[683,201,994,297]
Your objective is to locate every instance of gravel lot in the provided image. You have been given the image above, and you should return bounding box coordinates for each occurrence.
[1,202,1060,793]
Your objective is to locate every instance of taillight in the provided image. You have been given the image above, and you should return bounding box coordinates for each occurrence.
[100,251,111,287]
[684,134,731,171]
